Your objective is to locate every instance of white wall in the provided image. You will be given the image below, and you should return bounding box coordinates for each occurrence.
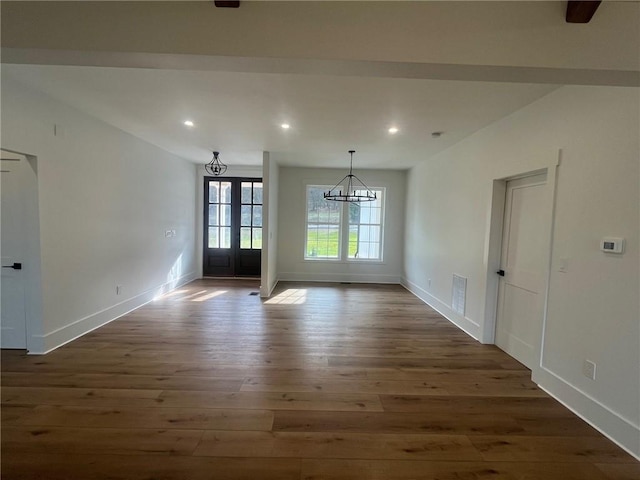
[261,152,279,297]
[278,167,406,283]
[403,85,639,456]
[1,77,198,353]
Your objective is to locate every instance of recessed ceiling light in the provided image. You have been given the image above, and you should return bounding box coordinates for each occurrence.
[184,120,194,127]
[281,123,291,130]
[388,127,399,134]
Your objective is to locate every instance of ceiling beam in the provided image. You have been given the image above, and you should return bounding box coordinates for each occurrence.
[3,48,638,87]
[566,1,601,23]
[214,1,240,8]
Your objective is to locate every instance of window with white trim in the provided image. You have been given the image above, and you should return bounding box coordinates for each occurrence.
[304,185,385,261]
[305,185,342,259]
[348,189,384,260]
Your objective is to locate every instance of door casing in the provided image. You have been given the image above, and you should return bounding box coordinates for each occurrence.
[0,149,43,353]
[202,176,262,277]
[481,154,560,380]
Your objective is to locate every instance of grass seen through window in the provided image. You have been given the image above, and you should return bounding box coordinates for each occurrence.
[305,185,383,259]
[306,228,357,258]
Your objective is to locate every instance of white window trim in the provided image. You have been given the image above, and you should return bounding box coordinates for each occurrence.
[304,185,342,261]
[304,184,385,262]
[346,187,385,262]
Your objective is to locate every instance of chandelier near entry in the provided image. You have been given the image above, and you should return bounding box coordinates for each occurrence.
[324,150,376,203]
[205,151,228,176]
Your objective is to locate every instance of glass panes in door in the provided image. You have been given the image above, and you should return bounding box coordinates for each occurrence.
[240,181,263,250]
[208,181,232,248]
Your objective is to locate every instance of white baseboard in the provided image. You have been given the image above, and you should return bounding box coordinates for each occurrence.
[401,277,480,340]
[401,278,639,459]
[278,272,401,284]
[260,278,279,298]
[402,276,639,459]
[534,367,640,460]
[30,271,198,355]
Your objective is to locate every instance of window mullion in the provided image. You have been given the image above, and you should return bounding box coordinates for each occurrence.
[340,188,349,260]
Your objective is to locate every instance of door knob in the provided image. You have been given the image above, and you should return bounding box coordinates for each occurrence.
[497,269,505,276]
[2,262,22,270]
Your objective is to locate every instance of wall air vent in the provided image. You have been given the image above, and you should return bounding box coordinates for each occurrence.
[452,274,467,316]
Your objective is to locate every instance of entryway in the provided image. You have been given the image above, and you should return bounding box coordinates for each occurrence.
[203,177,263,277]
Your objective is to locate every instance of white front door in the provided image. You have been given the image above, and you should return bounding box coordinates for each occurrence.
[1,151,28,349]
[495,173,548,369]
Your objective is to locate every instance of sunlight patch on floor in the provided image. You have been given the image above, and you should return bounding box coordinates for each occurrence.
[181,290,208,300]
[191,290,228,302]
[265,289,307,305]
[158,288,190,299]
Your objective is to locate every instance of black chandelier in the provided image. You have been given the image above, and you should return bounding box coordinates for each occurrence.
[205,151,227,176]
[324,150,376,203]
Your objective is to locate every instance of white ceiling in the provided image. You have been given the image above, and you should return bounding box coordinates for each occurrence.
[2,1,637,169]
[3,1,639,71]
[2,64,558,169]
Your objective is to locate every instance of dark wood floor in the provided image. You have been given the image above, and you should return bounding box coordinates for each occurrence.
[2,280,638,479]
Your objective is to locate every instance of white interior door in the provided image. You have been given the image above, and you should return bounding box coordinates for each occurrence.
[495,173,548,369]
[1,151,28,349]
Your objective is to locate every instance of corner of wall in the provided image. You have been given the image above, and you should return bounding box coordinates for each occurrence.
[400,277,480,340]
[260,278,279,298]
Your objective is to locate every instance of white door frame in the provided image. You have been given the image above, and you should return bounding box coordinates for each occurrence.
[481,152,561,378]
[1,148,44,353]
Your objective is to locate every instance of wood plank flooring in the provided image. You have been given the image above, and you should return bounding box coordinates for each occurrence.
[2,279,637,479]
